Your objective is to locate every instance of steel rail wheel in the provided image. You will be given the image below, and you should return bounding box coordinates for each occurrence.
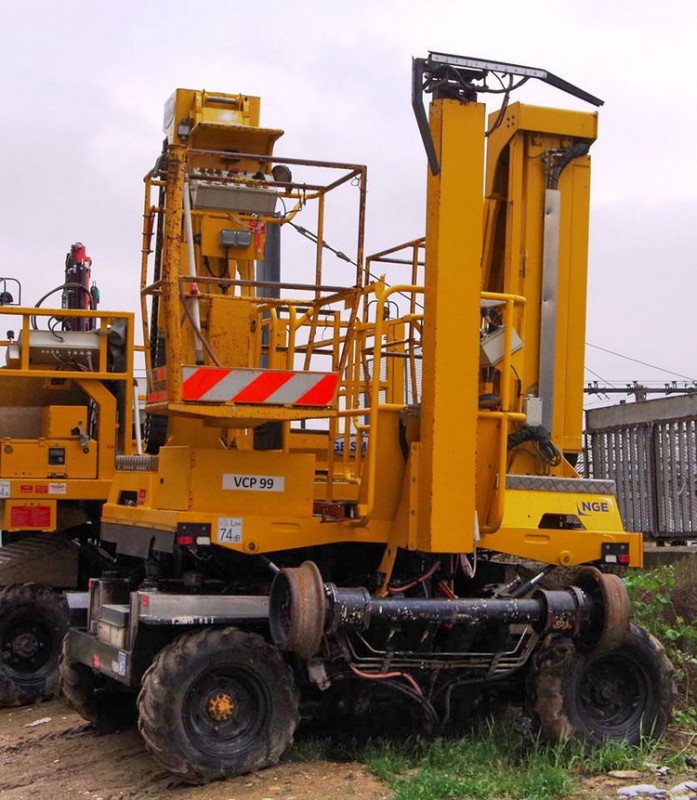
[575,567,631,652]
[531,623,676,745]
[137,627,299,784]
[0,583,69,706]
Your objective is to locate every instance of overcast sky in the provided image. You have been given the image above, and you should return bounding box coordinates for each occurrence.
[1,0,695,408]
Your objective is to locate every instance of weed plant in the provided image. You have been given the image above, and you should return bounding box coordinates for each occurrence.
[626,560,697,726]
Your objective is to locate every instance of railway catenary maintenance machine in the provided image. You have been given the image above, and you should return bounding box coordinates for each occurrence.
[62,54,675,784]
[0,245,135,706]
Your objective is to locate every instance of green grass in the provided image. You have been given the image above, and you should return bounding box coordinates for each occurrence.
[364,721,662,800]
[365,736,572,800]
[288,736,335,763]
[290,717,657,800]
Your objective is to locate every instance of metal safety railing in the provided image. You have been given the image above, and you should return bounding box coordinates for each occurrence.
[139,147,367,393]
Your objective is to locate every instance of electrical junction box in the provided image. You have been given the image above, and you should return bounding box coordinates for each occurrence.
[219,229,252,248]
[480,326,523,367]
[524,396,544,427]
[199,217,257,261]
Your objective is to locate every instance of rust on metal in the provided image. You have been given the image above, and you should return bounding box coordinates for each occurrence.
[269,561,326,659]
[575,566,631,652]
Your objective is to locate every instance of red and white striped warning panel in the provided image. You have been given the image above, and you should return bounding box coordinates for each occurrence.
[176,366,340,406]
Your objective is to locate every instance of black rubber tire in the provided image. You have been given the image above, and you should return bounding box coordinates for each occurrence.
[59,636,136,731]
[531,623,676,745]
[0,583,69,706]
[137,627,299,784]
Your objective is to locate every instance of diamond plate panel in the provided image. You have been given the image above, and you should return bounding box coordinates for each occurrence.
[506,474,616,495]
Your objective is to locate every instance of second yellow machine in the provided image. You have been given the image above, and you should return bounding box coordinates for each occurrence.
[63,54,674,783]
[0,247,134,706]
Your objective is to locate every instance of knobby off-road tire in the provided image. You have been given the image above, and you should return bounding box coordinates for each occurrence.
[59,637,136,731]
[531,623,676,745]
[0,583,69,706]
[137,627,299,784]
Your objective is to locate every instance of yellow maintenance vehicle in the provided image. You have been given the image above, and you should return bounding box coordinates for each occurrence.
[62,54,674,783]
[0,247,134,705]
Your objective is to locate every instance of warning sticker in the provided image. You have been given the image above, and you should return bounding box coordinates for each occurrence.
[11,506,51,528]
[216,517,243,545]
[0,481,9,499]
[48,483,67,495]
[111,651,128,677]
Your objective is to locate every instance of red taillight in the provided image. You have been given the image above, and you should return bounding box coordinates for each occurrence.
[176,534,195,546]
[619,554,631,565]
[92,654,100,669]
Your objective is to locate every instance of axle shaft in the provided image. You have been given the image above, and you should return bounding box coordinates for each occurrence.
[269,561,600,658]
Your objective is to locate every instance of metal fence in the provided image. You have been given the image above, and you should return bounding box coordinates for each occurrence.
[586,395,697,540]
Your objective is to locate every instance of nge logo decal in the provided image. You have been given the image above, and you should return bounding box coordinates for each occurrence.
[576,500,610,516]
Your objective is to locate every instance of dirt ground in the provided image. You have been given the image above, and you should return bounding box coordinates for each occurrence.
[0,699,391,800]
[2,699,696,800]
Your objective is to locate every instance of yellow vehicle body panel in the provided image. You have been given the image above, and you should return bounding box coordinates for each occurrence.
[480,488,643,567]
[0,438,97,479]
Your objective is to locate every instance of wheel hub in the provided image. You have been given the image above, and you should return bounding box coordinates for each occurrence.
[0,615,53,677]
[184,666,271,759]
[207,692,235,722]
[599,684,615,700]
[580,655,645,729]
[11,632,40,659]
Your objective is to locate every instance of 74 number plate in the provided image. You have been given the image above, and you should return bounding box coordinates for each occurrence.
[217,517,243,544]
